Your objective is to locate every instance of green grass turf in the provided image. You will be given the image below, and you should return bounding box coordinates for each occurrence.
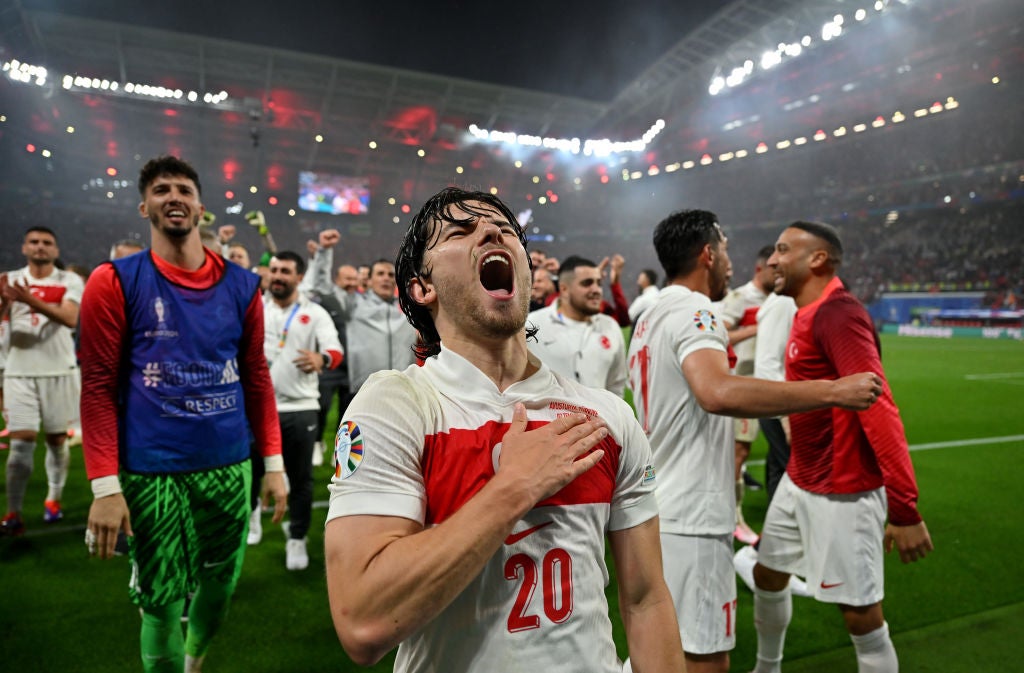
[1,334,1021,671]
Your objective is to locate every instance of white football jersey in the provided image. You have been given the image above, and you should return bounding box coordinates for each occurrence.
[3,266,83,377]
[328,347,658,673]
[718,280,767,374]
[627,284,735,535]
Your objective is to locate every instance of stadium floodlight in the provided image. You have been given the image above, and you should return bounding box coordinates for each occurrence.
[761,50,783,70]
[856,9,868,21]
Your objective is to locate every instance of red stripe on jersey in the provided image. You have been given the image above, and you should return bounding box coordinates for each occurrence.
[739,306,760,326]
[31,284,67,304]
[422,419,621,525]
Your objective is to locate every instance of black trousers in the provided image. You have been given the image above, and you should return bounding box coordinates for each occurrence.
[317,367,353,439]
[758,417,791,503]
[279,409,319,540]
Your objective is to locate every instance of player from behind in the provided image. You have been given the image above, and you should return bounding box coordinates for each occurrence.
[324,187,685,672]
[627,209,883,673]
[750,221,933,673]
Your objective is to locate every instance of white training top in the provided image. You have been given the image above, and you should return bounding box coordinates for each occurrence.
[327,346,658,673]
[718,280,767,375]
[754,292,797,382]
[3,266,83,377]
[263,295,342,412]
[628,285,660,322]
[627,284,735,536]
[527,301,628,396]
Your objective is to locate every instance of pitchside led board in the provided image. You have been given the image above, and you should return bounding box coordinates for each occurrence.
[298,171,371,215]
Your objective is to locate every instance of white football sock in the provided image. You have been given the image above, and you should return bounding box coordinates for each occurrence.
[851,621,898,673]
[5,439,35,512]
[44,440,70,501]
[753,585,792,673]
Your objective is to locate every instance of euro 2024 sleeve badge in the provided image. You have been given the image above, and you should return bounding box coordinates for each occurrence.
[335,421,363,479]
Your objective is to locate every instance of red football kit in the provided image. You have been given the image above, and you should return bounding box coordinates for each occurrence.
[785,277,921,526]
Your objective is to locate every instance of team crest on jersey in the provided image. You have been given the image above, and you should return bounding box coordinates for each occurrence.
[600,335,611,350]
[642,464,656,485]
[335,421,364,479]
[693,309,717,332]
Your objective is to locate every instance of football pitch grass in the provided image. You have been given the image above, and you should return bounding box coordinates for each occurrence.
[2,335,1022,672]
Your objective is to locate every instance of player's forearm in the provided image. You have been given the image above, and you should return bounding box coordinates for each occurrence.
[326,477,536,664]
[27,297,79,328]
[699,374,844,417]
[861,399,922,525]
[612,519,686,672]
[621,595,686,672]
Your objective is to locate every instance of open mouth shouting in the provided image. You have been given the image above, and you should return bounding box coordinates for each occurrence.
[478,250,516,299]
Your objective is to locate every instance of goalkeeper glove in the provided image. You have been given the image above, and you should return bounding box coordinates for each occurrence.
[245,210,268,236]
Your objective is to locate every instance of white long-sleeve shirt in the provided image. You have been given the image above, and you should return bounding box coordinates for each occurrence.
[754,292,797,382]
[527,301,628,396]
[264,295,343,412]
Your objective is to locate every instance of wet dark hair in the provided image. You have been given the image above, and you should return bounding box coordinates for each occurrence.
[756,245,775,262]
[652,209,724,280]
[396,186,536,360]
[788,220,843,267]
[138,155,202,196]
[271,250,306,276]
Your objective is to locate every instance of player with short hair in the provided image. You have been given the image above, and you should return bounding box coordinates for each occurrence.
[260,250,342,568]
[749,221,933,673]
[78,155,287,672]
[0,226,84,534]
[325,186,685,672]
[627,209,884,673]
[527,255,628,396]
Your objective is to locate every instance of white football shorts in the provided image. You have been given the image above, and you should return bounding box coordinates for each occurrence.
[4,374,80,434]
[757,473,886,606]
[660,532,737,655]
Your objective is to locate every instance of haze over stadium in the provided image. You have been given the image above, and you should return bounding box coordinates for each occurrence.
[2,1,1024,672]
[2,0,1020,307]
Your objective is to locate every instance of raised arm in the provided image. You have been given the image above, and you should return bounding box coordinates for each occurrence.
[325,403,608,665]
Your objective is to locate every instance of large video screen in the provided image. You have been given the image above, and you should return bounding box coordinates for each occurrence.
[298,171,370,215]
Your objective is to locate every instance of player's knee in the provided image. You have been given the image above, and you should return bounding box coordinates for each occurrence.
[839,602,884,635]
[8,430,36,442]
[753,562,790,592]
[683,650,730,673]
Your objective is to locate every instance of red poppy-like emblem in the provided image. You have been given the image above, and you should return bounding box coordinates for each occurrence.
[600,335,611,349]
[299,314,311,324]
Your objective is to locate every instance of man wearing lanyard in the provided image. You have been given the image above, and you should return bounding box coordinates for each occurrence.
[527,255,627,396]
[262,251,343,570]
